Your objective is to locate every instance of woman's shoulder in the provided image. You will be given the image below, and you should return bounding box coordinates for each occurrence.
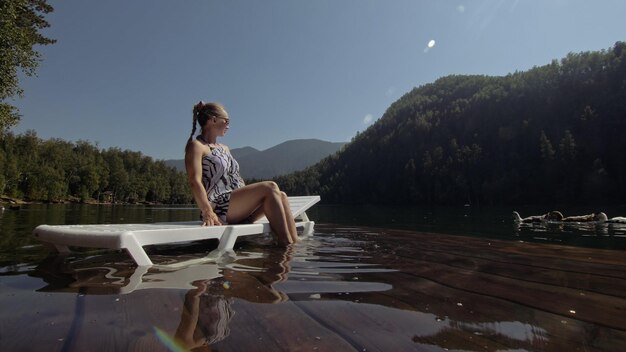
[185,138,209,155]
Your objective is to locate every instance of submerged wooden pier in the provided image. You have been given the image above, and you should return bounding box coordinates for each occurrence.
[4,224,626,351]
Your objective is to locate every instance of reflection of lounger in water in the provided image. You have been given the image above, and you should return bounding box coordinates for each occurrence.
[514,211,616,223]
[34,246,297,350]
[604,216,626,223]
[512,211,562,223]
[172,246,295,350]
[565,213,606,222]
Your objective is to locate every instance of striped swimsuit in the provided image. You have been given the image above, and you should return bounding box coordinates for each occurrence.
[201,144,245,223]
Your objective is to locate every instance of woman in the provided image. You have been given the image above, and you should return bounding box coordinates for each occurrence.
[184,101,298,246]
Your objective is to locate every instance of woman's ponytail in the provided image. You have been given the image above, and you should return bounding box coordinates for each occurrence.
[188,101,203,143]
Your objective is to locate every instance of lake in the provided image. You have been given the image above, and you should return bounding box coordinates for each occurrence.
[1,203,626,351]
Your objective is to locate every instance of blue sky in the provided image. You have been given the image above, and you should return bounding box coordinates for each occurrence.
[12,0,626,160]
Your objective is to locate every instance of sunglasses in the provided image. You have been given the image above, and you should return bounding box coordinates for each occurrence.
[213,116,230,125]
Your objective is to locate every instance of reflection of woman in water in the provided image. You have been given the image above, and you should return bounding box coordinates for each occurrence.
[224,245,294,303]
[175,280,233,351]
[174,246,294,350]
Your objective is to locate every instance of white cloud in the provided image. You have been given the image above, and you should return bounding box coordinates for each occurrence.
[457,5,465,13]
[363,114,373,125]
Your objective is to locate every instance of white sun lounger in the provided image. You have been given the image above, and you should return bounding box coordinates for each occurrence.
[33,195,320,267]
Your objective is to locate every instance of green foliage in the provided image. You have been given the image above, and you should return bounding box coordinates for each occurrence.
[275,42,626,205]
[0,131,191,203]
[539,131,555,161]
[0,0,55,131]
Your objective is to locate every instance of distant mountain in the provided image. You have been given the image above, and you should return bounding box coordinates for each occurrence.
[237,139,346,179]
[164,158,185,171]
[231,146,260,160]
[164,146,261,171]
[165,139,345,179]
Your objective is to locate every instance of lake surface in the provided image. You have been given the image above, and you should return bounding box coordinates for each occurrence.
[1,204,626,351]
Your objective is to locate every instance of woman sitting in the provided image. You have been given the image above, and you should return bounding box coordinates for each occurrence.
[184,101,297,246]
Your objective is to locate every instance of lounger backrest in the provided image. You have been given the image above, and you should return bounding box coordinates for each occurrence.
[288,196,321,218]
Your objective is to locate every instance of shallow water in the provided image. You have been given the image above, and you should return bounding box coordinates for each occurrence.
[309,203,626,250]
[1,204,626,351]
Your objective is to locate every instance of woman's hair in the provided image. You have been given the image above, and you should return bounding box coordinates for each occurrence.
[188,101,228,143]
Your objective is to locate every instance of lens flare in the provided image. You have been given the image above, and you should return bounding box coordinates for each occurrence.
[154,326,187,352]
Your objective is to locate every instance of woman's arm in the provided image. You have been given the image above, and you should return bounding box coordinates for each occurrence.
[174,281,209,349]
[185,141,223,226]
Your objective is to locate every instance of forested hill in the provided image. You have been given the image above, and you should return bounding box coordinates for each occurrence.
[275,42,626,205]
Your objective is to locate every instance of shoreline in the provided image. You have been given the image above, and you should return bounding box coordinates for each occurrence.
[0,195,169,208]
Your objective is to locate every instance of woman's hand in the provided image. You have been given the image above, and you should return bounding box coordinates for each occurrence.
[188,280,209,297]
[202,208,223,226]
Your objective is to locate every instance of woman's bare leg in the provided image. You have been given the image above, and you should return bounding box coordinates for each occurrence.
[280,192,298,242]
[227,182,293,246]
[237,192,297,240]
[244,206,265,224]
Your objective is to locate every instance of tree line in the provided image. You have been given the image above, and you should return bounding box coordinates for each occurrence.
[0,130,190,203]
[275,42,626,205]
[0,2,193,205]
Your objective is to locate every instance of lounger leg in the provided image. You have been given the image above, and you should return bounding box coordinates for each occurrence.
[124,237,153,267]
[121,266,150,294]
[41,242,68,253]
[53,244,71,254]
[216,227,237,252]
[302,221,315,237]
[298,212,310,222]
[207,227,237,259]
[297,211,314,237]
